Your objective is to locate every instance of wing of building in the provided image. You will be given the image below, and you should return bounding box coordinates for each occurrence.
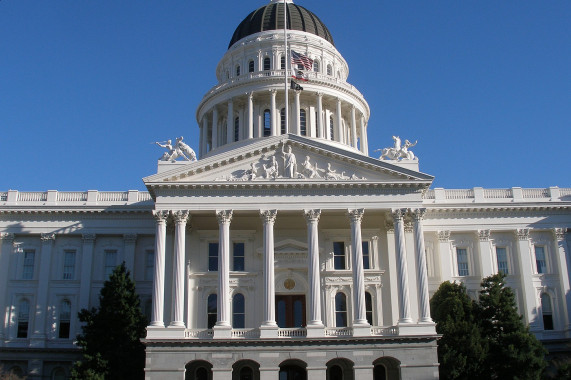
[1,1,570,379]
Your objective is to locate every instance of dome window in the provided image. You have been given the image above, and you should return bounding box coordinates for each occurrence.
[263,57,271,71]
[248,60,255,73]
[236,65,241,77]
[300,109,307,136]
[327,64,332,76]
[280,56,286,70]
[280,108,286,134]
[313,60,320,73]
[263,109,271,137]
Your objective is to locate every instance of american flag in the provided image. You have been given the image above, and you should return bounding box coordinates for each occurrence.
[291,50,313,71]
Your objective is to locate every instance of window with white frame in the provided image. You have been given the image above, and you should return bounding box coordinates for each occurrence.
[263,57,271,71]
[535,246,547,274]
[362,241,370,270]
[248,60,254,73]
[208,243,218,271]
[104,249,117,278]
[17,299,30,338]
[62,250,76,280]
[263,109,271,137]
[232,242,245,271]
[496,247,509,275]
[365,291,373,325]
[280,56,285,70]
[333,242,346,270]
[58,299,71,339]
[541,293,553,330]
[335,292,348,327]
[327,64,332,76]
[22,250,35,280]
[232,293,245,328]
[144,249,154,281]
[456,248,469,276]
[313,60,320,72]
[300,109,307,136]
[207,294,217,329]
[280,108,286,134]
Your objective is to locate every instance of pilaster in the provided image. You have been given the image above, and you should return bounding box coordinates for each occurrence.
[247,92,254,139]
[515,229,538,327]
[0,233,14,342]
[437,230,452,282]
[123,233,137,275]
[31,233,55,347]
[553,228,571,331]
[477,229,494,277]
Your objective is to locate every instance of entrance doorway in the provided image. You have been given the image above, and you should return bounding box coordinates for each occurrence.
[276,295,306,328]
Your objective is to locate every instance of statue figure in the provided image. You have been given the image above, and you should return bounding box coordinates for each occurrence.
[300,156,319,179]
[282,144,297,178]
[156,136,197,162]
[263,156,279,179]
[324,163,346,180]
[376,136,418,161]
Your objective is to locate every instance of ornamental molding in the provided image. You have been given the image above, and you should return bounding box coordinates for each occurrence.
[303,209,321,223]
[424,206,571,219]
[216,210,233,224]
[404,221,413,233]
[260,209,278,224]
[0,233,15,242]
[123,234,138,244]
[40,233,56,242]
[82,233,96,243]
[516,229,530,241]
[172,210,191,224]
[437,231,451,242]
[347,209,364,224]
[553,228,566,241]
[478,230,491,242]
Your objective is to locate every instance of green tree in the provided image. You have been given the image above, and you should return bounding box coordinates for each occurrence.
[71,263,147,380]
[477,273,546,380]
[430,281,486,379]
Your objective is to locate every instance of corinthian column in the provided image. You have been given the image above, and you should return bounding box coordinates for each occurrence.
[270,90,277,136]
[294,90,301,135]
[0,233,14,341]
[348,210,370,335]
[412,209,432,323]
[212,107,219,150]
[214,210,233,337]
[31,233,55,346]
[260,210,278,338]
[316,92,323,138]
[336,98,342,143]
[170,210,189,328]
[393,209,412,323]
[304,210,324,335]
[350,106,357,149]
[150,211,168,328]
[553,228,571,330]
[247,92,254,139]
[227,99,234,143]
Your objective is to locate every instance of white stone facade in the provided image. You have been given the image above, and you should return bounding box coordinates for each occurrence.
[1,1,570,380]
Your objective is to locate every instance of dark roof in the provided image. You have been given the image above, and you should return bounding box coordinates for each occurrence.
[228,2,334,49]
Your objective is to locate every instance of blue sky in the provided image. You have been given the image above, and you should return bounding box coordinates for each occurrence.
[1,0,569,191]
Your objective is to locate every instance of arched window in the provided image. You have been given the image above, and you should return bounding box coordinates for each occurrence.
[329,115,334,140]
[300,109,307,136]
[263,57,271,71]
[263,109,271,137]
[239,366,253,380]
[327,64,332,76]
[236,65,240,77]
[373,364,387,380]
[248,60,255,73]
[335,293,348,327]
[313,60,320,72]
[232,293,245,328]
[365,292,373,325]
[280,56,286,70]
[234,117,240,142]
[280,108,286,134]
[329,365,343,380]
[58,299,71,339]
[17,299,30,338]
[9,366,24,379]
[52,367,66,380]
[207,294,217,329]
[185,361,213,380]
[541,293,554,330]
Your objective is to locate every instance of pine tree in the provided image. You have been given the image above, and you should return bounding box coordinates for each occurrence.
[71,263,147,380]
[430,281,486,379]
[477,273,546,380]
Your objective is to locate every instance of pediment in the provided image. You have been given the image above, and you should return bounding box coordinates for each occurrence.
[143,135,433,190]
[256,239,309,258]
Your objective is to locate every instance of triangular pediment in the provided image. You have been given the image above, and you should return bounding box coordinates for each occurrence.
[143,135,433,192]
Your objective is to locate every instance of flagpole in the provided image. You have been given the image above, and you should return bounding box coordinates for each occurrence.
[284,0,289,135]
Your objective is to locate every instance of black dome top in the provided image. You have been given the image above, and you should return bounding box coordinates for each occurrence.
[228,2,334,49]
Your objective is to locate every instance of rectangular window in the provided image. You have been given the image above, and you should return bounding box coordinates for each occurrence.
[145,250,155,281]
[362,241,370,270]
[208,243,218,272]
[535,246,546,274]
[63,250,76,280]
[456,248,469,276]
[333,242,346,270]
[104,250,117,278]
[22,250,35,280]
[233,242,245,271]
[496,247,509,275]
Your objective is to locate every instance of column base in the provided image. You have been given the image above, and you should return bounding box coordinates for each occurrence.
[168,321,186,328]
[213,324,232,339]
[352,324,371,337]
[306,324,325,338]
[259,325,279,338]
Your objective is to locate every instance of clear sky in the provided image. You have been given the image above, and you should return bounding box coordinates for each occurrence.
[1,0,569,191]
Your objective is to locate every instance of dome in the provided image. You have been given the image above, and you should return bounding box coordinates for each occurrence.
[228,0,334,49]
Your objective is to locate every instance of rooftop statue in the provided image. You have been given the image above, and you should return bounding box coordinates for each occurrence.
[156,136,197,162]
[377,136,418,161]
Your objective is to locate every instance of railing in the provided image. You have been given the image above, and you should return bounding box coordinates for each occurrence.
[324,327,353,337]
[97,192,129,202]
[445,189,474,200]
[138,192,152,202]
[371,326,399,336]
[0,192,7,201]
[424,187,571,203]
[231,329,259,339]
[483,188,512,199]
[423,190,435,199]
[561,188,571,197]
[522,188,549,199]
[184,329,214,339]
[18,192,47,202]
[57,192,88,202]
[277,328,307,338]
[1,190,153,205]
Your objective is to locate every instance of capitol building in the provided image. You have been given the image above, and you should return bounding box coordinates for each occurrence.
[1,1,570,379]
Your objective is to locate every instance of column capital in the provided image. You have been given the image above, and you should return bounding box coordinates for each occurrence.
[247,91,254,99]
[304,209,321,223]
[391,208,406,222]
[410,208,426,221]
[516,228,530,241]
[553,228,566,241]
[82,233,96,243]
[269,89,277,95]
[172,210,190,224]
[0,233,14,242]
[385,220,395,232]
[216,209,233,224]
[40,233,55,242]
[316,91,323,98]
[260,209,277,224]
[295,90,301,96]
[347,208,364,223]
[404,221,413,233]
[438,230,450,242]
[152,210,169,222]
[123,233,138,244]
[478,229,491,241]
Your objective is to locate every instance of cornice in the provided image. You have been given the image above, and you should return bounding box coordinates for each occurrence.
[424,205,571,218]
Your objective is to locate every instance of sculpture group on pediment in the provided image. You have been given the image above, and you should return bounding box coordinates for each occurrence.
[156,136,197,162]
[215,147,367,182]
[376,136,418,161]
